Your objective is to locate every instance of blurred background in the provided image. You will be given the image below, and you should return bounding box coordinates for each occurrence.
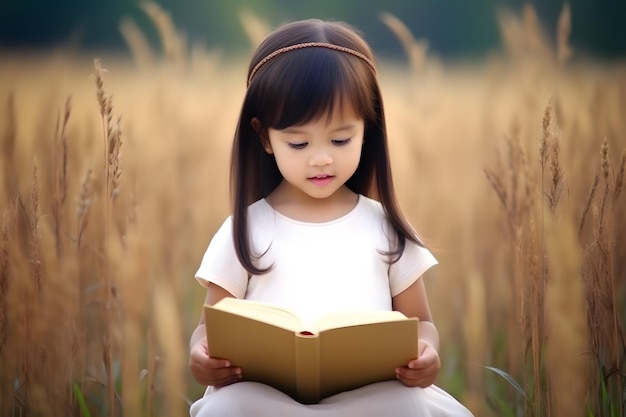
[1,0,625,60]
[0,1,624,417]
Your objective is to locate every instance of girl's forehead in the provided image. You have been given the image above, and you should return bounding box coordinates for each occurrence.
[292,101,361,128]
[258,69,374,130]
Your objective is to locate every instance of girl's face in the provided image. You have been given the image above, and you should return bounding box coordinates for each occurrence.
[264,104,364,202]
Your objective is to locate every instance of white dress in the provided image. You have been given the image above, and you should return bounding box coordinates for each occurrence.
[191,196,474,417]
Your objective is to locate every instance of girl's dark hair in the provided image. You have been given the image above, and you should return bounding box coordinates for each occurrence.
[230,19,423,275]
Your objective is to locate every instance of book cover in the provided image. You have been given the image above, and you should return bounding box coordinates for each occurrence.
[204,298,418,403]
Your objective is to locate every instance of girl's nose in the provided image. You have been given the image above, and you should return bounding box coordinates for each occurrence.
[308,151,333,166]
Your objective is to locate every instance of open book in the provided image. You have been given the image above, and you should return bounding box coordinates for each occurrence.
[204,297,418,404]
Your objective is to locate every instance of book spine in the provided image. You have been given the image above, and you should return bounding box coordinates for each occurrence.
[294,332,320,404]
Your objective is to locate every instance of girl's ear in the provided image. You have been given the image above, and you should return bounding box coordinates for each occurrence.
[250,117,273,154]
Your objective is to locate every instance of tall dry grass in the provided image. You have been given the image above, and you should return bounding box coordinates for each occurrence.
[0,3,624,416]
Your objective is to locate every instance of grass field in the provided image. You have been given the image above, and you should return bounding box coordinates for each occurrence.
[0,4,624,417]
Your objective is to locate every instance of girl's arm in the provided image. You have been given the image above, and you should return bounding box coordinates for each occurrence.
[189,283,233,350]
[189,282,242,387]
[392,276,441,388]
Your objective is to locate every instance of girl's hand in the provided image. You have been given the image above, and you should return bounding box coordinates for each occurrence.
[395,340,441,388]
[189,337,242,387]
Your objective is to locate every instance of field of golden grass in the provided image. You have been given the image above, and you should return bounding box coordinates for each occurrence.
[0,4,624,417]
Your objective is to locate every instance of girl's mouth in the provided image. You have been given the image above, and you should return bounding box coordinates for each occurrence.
[308,175,334,186]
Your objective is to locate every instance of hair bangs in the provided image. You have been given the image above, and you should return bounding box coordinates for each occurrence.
[253,48,376,130]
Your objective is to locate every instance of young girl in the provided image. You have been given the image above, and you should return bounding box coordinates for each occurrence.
[188,19,474,417]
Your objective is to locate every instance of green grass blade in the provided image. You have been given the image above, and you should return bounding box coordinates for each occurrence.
[73,382,92,417]
[482,365,526,398]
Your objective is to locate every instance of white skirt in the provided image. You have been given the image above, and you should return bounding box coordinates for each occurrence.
[190,381,474,417]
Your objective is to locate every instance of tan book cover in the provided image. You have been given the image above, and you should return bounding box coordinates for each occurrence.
[204,297,418,404]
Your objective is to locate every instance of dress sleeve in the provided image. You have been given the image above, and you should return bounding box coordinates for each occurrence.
[388,239,438,297]
[194,216,248,299]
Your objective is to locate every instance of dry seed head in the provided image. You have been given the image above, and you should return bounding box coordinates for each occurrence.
[600,138,609,181]
[484,168,508,214]
[505,129,526,223]
[522,4,552,59]
[76,169,92,220]
[496,9,521,59]
[58,96,71,206]
[94,59,108,117]
[380,12,428,75]
[522,4,541,35]
[141,1,186,68]
[548,128,564,212]
[540,96,552,168]
[105,95,113,127]
[578,172,599,239]
[62,95,71,127]
[556,3,572,66]
[119,17,155,69]
[108,116,123,199]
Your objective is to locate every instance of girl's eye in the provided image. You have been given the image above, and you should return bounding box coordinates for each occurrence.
[331,138,352,146]
[288,142,308,150]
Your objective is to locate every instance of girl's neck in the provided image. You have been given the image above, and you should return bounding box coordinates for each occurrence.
[265,182,359,223]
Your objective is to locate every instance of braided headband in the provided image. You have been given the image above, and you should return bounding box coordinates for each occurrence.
[247,42,376,86]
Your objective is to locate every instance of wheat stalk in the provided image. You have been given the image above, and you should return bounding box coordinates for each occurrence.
[119,17,155,69]
[30,159,42,296]
[76,168,93,251]
[380,12,428,78]
[598,138,610,237]
[239,9,272,48]
[539,97,552,170]
[141,1,187,70]
[545,214,586,416]
[93,58,120,417]
[614,150,625,200]
[599,140,623,413]
[108,116,123,201]
[147,327,156,417]
[94,59,111,179]
[2,93,17,201]
[17,158,43,407]
[497,4,552,64]
[485,122,541,399]
[0,202,13,354]
[73,166,94,412]
[578,172,599,239]
[582,136,625,413]
[556,3,572,67]
[53,96,71,259]
[511,122,532,222]
[528,209,547,414]
[484,168,508,215]
[0,201,12,414]
[522,4,553,61]
[547,124,565,213]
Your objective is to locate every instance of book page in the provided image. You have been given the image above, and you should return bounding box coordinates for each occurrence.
[318,318,419,399]
[210,298,303,332]
[311,310,409,333]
